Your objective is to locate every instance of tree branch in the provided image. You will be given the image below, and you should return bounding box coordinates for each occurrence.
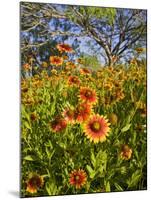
[118,28,145,55]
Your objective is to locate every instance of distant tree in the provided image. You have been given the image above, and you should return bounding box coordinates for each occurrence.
[20,2,147,67]
[64,6,146,66]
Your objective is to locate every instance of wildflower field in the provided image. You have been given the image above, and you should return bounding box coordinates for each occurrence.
[20,3,147,198]
[21,44,147,197]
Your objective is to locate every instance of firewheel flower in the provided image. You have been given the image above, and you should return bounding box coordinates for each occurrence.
[74,103,92,123]
[26,173,44,194]
[63,107,75,123]
[79,87,97,104]
[23,63,31,71]
[79,68,91,75]
[68,76,80,86]
[49,56,63,66]
[57,43,73,53]
[84,114,110,143]
[135,47,144,54]
[69,169,87,189]
[30,112,39,122]
[120,145,132,160]
[50,117,67,132]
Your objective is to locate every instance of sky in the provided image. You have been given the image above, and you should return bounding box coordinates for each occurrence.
[21,3,147,66]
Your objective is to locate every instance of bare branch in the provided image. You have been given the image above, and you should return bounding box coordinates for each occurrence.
[21,39,50,51]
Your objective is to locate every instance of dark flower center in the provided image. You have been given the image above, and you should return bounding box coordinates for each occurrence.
[51,119,59,127]
[29,176,41,188]
[74,175,81,183]
[72,77,78,83]
[83,68,89,73]
[91,121,101,132]
[85,90,92,97]
[54,58,60,62]
[62,44,70,49]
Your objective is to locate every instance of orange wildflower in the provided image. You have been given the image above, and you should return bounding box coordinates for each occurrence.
[69,169,87,189]
[68,76,80,86]
[26,173,44,194]
[74,103,92,123]
[84,114,110,143]
[79,87,97,104]
[120,145,132,160]
[50,117,67,132]
[57,43,73,53]
[49,56,63,66]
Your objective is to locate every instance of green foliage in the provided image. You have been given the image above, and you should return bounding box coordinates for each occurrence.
[121,123,131,133]
[46,182,59,195]
[21,52,147,197]
[65,7,116,26]
[80,7,116,24]
[127,170,142,188]
[79,55,102,70]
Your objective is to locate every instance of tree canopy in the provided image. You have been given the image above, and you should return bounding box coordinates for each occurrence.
[21,2,147,67]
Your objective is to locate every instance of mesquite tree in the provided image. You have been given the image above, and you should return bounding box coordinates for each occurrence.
[21,2,147,66]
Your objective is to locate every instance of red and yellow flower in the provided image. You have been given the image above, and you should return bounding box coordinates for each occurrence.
[69,169,87,189]
[65,61,76,70]
[80,68,91,75]
[79,87,97,104]
[23,63,31,71]
[120,145,132,160]
[63,107,75,123]
[57,43,73,53]
[84,114,110,143]
[68,76,80,86]
[49,56,63,66]
[26,173,44,194]
[30,112,39,122]
[51,69,58,75]
[135,47,144,54]
[76,58,84,64]
[50,117,67,132]
[74,103,92,123]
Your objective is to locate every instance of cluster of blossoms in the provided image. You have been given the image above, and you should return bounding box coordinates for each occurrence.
[47,44,112,190]
[23,43,137,194]
[49,85,110,144]
[47,43,111,144]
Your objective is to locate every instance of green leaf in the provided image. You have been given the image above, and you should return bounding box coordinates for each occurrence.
[127,170,142,188]
[114,183,123,191]
[50,101,56,115]
[23,121,31,130]
[46,182,52,195]
[121,124,131,133]
[45,140,53,149]
[131,131,137,144]
[46,182,58,195]
[24,155,34,161]
[21,105,30,122]
[86,165,95,179]
[105,181,111,192]
[96,150,107,168]
[90,150,96,168]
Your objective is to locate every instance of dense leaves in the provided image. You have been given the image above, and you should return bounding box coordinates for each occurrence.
[21,44,147,197]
